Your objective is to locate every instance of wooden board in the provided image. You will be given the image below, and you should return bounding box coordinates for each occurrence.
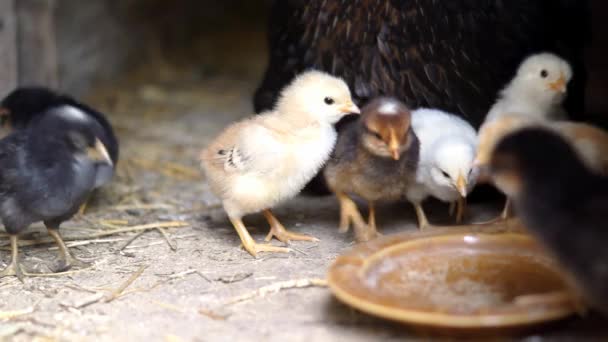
[0,0,17,96]
[16,0,58,88]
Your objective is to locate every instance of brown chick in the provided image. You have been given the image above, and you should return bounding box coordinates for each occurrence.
[324,98,419,242]
[475,114,608,222]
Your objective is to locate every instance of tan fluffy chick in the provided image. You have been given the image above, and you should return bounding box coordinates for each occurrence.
[476,115,608,176]
[324,98,418,242]
[474,114,608,221]
[200,70,360,257]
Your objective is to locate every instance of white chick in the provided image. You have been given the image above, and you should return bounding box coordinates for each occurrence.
[485,52,572,123]
[405,108,478,229]
[200,70,359,257]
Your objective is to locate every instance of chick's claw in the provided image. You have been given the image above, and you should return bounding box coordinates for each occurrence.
[52,255,91,273]
[263,210,319,243]
[240,242,292,257]
[0,260,26,282]
[47,228,91,272]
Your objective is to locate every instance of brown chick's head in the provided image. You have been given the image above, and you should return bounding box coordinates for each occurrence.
[276,70,360,124]
[489,127,584,200]
[360,98,412,160]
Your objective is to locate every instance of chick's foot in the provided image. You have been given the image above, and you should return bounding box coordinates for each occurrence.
[337,193,368,234]
[0,235,26,282]
[263,210,319,243]
[47,228,91,272]
[230,216,291,257]
[355,203,381,242]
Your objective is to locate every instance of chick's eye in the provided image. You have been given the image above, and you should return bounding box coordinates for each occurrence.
[324,97,335,105]
[441,170,450,178]
[369,131,382,140]
[540,69,549,78]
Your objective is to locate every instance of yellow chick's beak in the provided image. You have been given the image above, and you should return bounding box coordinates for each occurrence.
[340,102,360,115]
[548,74,566,93]
[87,138,113,166]
[455,172,468,198]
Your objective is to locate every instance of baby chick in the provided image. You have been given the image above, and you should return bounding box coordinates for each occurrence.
[324,98,419,242]
[0,111,113,280]
[490,128,608,315]
[477,116,608,175]
[0,87,119,190]
[485,52,573,123]
[477,53,573,170]
[473,53,573,222]
[405,108,477,229]
[475,115,608,222]
[200,70,359,257]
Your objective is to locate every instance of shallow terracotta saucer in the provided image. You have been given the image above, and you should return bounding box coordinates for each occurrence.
[327,222,581,329]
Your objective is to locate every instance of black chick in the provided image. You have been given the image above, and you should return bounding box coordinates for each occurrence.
[490,128,608,315]
[255,0,588,126]
[324,98,419,242]
[0,87,119,189]
[0,111,113,280]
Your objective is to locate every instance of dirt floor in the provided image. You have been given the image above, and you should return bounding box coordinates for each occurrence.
[2,35,608,342]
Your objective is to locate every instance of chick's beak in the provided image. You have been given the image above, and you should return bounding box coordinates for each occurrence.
[87,138,113,166]
[455,172,468,198]
[548,74,566,93]
[388,131,400,160]
[340,102,360,115]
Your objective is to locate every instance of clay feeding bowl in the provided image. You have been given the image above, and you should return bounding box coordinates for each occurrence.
[327,225,580,330]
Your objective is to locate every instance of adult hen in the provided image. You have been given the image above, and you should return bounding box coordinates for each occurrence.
[255,0,588,126]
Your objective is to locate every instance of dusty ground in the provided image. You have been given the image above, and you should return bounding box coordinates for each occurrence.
[1,43,608,342]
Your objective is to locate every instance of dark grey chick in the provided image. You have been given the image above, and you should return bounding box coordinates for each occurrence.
[324,97,419,242]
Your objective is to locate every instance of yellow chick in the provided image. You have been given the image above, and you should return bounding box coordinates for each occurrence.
[200,70,360,257]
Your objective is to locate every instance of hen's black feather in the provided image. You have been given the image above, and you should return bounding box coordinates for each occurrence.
[491,128,608,315]
[255,0,589,126]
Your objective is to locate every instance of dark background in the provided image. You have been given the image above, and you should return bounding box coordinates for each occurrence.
[52,0,607,123]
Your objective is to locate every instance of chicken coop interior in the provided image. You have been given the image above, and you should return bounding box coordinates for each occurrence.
[0,0,608,340]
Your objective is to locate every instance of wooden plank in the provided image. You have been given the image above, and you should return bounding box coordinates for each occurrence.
[0,0,18,96]
[16,0,58,88]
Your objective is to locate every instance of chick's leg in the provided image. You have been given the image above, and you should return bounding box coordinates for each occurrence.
[229,216,291,257]
[357,202,381,242]
[500,199,512,220]
[337,193,368,234]
[46,228,91,272]
[263,210,319,243]
[414,202,432,230]
[0,235,25,282]
[473,198,511,225]
[456,197,466,224]
[448,198,467,224]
